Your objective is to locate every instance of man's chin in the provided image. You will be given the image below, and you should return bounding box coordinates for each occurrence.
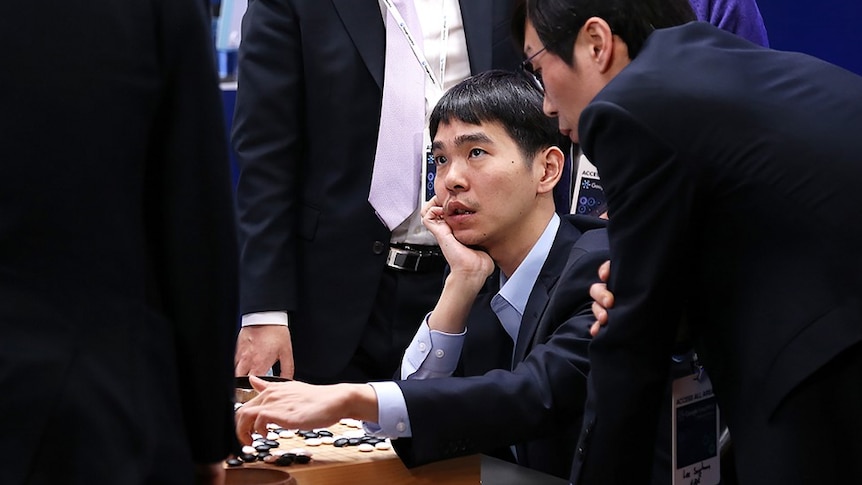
[451,230,486,251]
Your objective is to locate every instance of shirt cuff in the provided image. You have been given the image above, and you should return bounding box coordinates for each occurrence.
[401,313,465,380]
[365,381,411,438]
[241,311,289,328]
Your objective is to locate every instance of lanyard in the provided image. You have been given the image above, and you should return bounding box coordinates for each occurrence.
[381,0,449,92]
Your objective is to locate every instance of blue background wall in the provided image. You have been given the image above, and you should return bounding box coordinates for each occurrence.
[757,0,862,75]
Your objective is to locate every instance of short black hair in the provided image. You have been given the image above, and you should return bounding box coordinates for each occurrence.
[429,70,559,162]
[520,0,696,64]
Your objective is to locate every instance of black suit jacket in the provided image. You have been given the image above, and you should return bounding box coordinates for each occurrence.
[0,1,238,483]
[232,0,522,380]
[392,215,609,479]
[571,22,862,484]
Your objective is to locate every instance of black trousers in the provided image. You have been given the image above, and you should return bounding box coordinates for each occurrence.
[330,266,444,383]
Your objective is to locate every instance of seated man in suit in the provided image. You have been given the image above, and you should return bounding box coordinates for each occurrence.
[235,70,609,479]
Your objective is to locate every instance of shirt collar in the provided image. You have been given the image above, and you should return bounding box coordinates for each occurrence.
[491,214,560,341]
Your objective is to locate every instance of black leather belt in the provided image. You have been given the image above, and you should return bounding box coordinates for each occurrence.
[386,243,445,272]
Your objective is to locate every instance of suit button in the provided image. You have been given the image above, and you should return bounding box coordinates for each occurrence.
[372,241,386,254]
[577,446,586,458]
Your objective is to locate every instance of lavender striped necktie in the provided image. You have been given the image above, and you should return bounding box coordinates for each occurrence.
[368,0,426,230]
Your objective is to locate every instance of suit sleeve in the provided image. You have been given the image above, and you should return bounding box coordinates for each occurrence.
[231,0,303,314]
[690,0,770,47]
[391,247,608,467]
[150,0,239,463]
[571,101,693,484]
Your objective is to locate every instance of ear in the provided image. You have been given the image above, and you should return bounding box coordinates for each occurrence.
[536,146,565,195]
[580,17,616,73]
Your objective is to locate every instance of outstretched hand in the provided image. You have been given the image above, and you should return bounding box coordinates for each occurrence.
[235,376,378,445]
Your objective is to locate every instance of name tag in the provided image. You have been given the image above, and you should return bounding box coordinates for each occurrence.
[672,361,720,485]
[422,141,436,202]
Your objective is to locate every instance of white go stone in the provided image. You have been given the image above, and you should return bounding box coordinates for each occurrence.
[321,436,336,445]
[357,443,375,452]
[278,430,296,439]
[241,445,257,455]
[266,423,281,430]
[343,429,366,439]
[287,448,312,457]
[266,431,280,440]
[339,418,362,428]
[251,433,264,441]
[305,438,322,446]
[374,440,392,451]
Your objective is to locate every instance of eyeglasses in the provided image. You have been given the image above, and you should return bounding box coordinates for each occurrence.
[519,46,548,92]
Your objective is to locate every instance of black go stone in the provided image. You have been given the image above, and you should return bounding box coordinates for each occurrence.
[333,438,349,447]
[294,454,312,464]
[347,438,362,446]
[275,454,295,466]
[225,458,243,467]
[239,453,257,463]
[301,431,319,439]
[317,430,334,437]
[264,439,280,447]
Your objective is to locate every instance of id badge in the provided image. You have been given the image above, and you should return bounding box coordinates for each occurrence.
[572,153,607,216]
[671,364,720,485]
[422,127,436,202]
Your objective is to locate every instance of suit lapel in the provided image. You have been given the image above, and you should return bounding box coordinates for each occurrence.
[332,0,386,89]
[462,270,516,374]
[459,0,493,74]
[512,221,582,364]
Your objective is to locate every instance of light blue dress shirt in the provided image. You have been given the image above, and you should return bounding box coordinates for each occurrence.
[366,214,560,437]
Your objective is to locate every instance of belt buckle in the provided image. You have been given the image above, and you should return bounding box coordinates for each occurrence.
[386,247,421,272]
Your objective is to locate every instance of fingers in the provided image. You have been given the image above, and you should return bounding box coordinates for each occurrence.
[590,320,602,337]
[422,205,446,225]
[235,325,293,377]
[275,339,295,379]
[598,259,610,282]
[249,375,270,393]
[234,360,250,378]
[235,404,255,445]
[277,356,295,380]
[591,299,609,321]
[420,195,439,218]
[589,278,613,337]
[235,395,275,444]
[235,358,274,378]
